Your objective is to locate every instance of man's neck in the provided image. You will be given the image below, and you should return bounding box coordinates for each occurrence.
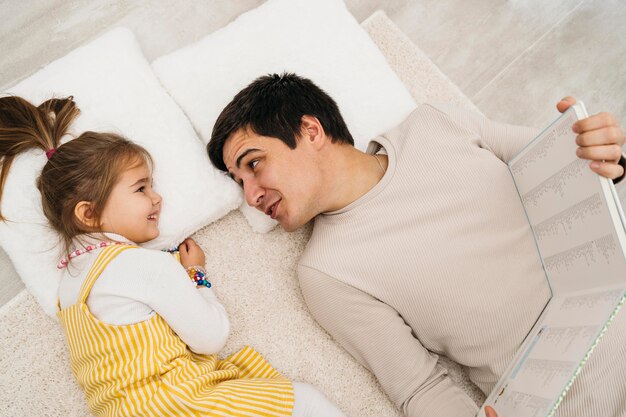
[321,144,387,213]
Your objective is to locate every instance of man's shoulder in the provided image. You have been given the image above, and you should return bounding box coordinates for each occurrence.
[297,223,348,283]
[298,227,330,276]
[300,215,354,258]
[394,102,476,130]
[378,102,459,144]
[379,102,484,156]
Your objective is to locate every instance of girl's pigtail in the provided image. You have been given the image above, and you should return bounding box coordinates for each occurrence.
[38,97,80,149]
[0,96,79,220]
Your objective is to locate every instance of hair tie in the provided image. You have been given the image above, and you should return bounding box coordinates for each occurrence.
[45,148,57,160]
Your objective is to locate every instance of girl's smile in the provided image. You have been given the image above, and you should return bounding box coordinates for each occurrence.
[99,161,162,244]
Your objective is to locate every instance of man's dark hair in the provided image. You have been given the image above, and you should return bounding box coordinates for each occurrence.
[208,73,354,171]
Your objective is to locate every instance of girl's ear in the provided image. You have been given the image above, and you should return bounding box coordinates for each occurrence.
[74,201,97,228]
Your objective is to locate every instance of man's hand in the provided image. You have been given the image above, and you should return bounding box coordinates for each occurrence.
[485,405,498,417]
[557,96,625,180]
[178,238,206,269]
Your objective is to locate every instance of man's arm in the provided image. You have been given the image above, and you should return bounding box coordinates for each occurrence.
[431,99,626,182]
[298,264,478,417]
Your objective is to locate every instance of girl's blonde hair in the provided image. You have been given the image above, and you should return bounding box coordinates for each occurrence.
[0,96,152,255]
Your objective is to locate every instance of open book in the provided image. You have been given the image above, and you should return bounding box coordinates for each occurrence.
[478,103,626,417]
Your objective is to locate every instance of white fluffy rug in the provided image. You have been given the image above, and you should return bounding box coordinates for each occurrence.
[0,12,484,417]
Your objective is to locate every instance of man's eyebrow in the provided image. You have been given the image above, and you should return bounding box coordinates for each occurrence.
[236,148,261,169]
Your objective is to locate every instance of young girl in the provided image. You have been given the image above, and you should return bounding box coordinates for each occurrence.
[0,96,345,417]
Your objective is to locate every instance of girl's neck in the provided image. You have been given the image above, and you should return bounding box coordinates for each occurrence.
[76,232,134,245]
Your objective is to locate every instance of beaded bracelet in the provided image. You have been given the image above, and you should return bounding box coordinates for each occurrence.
[186,265,211,288]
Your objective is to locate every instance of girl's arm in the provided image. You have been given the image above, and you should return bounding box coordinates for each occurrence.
[129,247,230,354]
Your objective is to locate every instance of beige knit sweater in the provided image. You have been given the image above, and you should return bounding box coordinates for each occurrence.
[298,103,626,417]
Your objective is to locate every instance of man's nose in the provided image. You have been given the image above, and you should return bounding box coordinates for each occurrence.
[244,178,264,208]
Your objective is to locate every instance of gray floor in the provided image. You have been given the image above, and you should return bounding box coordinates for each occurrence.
[1,0,625,307]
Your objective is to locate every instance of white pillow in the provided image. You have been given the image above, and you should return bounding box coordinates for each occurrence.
[1,28,241,316]
[152,0,417,232]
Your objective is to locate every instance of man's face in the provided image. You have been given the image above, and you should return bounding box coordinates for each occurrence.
[223,127,323,232]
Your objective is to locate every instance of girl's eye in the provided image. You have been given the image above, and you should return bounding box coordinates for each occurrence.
[137,186,145,193]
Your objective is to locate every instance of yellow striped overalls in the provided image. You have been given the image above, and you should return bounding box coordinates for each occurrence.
[57,245,294,417]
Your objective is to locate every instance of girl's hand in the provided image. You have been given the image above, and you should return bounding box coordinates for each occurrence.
[178,238,206,269]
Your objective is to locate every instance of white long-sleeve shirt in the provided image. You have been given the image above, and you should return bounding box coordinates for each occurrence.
[58,234,230,354]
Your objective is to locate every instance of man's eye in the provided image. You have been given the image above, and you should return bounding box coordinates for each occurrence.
[248,160,259,170]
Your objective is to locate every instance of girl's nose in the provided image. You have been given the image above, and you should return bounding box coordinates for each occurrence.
[151,190,162,205]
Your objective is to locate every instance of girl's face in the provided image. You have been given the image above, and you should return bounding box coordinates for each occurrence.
[99,162,162,244]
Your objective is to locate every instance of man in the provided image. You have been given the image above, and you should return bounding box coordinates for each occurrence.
[207,73,626,417]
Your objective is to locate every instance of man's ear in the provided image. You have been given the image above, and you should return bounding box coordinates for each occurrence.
[300,115,327,150]
[74,201,98,229]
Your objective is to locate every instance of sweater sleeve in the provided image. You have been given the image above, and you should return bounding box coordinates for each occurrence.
[430,103,626,183]
[298,264,478,417]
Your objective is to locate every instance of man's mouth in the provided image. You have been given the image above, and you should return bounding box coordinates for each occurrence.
[265,200,281,219]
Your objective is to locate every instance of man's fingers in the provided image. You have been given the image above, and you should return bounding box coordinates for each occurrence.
[485,406,499,417]
[573,112,619,134]
[589,160,625,180]
[576,144,623,162]
[575,126,624,147]
[556,96,577,113]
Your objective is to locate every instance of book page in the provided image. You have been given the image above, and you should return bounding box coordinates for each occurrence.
[478,103,626,417]
[480,288,624,417]
[508,105,626,294]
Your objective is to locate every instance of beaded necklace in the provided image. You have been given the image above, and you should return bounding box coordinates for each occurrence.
[57,241,125,269]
